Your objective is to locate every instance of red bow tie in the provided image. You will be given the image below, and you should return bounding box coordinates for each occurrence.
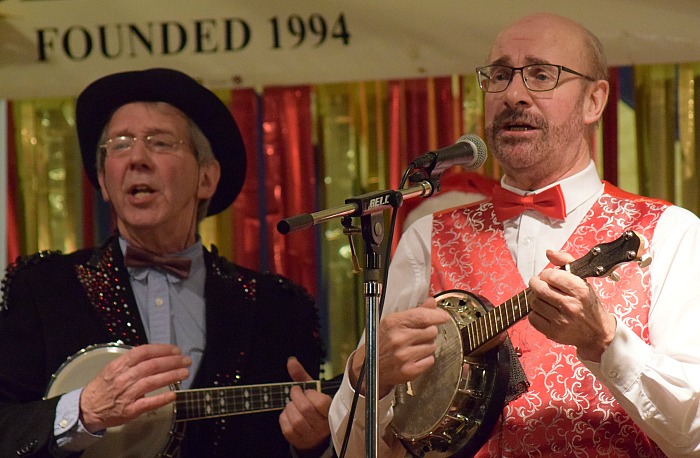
[491,184,567,221]
[124,245,192,279]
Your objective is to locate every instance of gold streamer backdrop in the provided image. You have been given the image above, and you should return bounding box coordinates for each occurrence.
[10,66,700,375]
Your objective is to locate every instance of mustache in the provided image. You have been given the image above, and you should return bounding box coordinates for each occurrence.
[492,107,547,132]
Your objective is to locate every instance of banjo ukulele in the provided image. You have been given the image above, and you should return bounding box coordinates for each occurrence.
[390,230,650,457]
[45,342,340,457]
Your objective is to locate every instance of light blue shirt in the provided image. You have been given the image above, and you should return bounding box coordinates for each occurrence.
[122,237,206,389]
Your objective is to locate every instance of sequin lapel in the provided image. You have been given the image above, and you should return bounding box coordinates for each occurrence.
[76,238,148,346]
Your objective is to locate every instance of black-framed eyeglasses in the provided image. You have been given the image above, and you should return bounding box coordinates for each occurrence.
[476,64,596,93]
[100,134,188,157]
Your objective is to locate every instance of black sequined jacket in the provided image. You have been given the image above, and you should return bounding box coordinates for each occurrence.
[0,236,325,457]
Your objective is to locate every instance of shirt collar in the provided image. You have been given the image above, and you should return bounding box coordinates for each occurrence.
[499,160,603,218]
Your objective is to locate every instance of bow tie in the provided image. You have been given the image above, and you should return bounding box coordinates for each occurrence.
[491,184,567,221]
[123,245,192,279]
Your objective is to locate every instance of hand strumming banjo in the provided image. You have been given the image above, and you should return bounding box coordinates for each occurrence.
[390,230,651,457]
[45,342,340,458]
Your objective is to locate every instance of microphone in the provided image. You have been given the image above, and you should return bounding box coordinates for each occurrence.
[410,134,487,178]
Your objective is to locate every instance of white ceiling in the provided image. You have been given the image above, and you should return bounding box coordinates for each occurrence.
[1,0,700,98]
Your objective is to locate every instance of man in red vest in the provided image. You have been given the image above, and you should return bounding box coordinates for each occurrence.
[330,12,700,457]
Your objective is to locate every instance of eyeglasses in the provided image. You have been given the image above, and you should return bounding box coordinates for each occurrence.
[100,134,188,157]
[476,64,596,93]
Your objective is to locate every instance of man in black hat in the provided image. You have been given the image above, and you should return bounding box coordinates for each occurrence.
[0,68,333,457]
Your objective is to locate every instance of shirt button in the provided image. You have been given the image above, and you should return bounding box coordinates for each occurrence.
[155,298,164,306]
[609,370,618,379]
[59,419,68,428]
[523,237,532,245]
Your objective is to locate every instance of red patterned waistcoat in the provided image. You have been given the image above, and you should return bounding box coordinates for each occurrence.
[430,183,669,457]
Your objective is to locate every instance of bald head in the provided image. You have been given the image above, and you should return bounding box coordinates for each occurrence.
[481,12,611,190]
[489,13,608,81]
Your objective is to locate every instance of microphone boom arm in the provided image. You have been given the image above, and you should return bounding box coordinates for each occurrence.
[277,180,436,234]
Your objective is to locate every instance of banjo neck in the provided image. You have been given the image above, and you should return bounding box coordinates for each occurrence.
[462,290,531,353]
[462,230,648,354]
[173,380,327,421]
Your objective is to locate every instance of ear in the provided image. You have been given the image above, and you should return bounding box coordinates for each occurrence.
[196,159,221,200]
[97,171,111,203]
[583,79,609,126]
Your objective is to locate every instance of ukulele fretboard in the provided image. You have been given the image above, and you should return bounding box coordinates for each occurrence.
[174,381,319,421]
[464,290,531,353]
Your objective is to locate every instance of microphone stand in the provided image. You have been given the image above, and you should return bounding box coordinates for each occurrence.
[358,210,382,458]
[277,179,436,458]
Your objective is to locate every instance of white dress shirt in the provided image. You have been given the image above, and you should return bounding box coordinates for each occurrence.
[329,162,700,457]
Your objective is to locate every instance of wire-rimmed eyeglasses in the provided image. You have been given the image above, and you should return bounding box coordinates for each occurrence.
[100,134,188,157]
[476,64,596,93]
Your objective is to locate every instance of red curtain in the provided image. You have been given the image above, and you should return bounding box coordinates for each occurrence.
[386,76,491,247]
[261,87,317,296]
[230,88,263,271]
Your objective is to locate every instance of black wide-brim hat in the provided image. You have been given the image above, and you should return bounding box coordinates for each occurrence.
[76,67,246,216]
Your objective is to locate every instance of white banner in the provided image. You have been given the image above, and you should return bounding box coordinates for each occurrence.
[1,0,700,99]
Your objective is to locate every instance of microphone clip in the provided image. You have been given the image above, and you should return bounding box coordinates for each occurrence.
[408,167,442,194]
